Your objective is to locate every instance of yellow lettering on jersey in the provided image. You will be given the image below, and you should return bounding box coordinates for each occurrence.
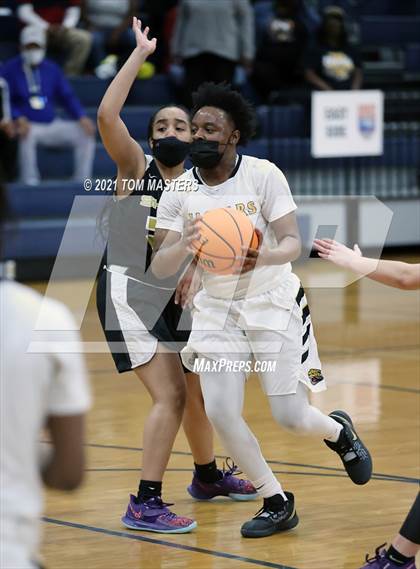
[140,195,158,209]
[235,203,245,213]
[247,201,257,214]
[146,216,157,232]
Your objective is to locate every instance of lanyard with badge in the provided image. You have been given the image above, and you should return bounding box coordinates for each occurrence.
[23,64,47,110]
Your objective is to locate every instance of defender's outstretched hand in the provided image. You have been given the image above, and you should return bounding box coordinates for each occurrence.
[314,238,362,269]
[314,238,420,290]
[132,17,157,56]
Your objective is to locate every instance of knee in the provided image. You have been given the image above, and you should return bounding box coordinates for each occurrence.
[203,399,238,433]
[273,411,309,434]
[165,383,187,415]
[70,29,92,50]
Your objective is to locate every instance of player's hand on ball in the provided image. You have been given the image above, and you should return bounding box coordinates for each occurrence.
[132,17,156,56]
[313,238,362,268]
[182,216,202,255]
[234,228,266,274]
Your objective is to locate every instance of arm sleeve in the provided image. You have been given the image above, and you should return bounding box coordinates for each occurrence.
[17,3,49,29]
[44,303,91,416]
[156,186,184,233]
[260,163,297,222]
[55,67,85,120]
[62,5,81,28]
[236,0,255,60]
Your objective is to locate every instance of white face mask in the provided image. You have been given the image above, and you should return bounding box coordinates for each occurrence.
[22,48,45,67]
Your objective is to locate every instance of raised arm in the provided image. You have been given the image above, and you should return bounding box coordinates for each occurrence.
[97,17,156,195]
[314,239,420,290]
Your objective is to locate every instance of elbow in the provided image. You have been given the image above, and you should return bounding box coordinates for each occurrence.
[58,472,84,491]
[45,470,84,491]
[397,273,418,291]
[43,454,85,491]
[292,235,302,261]
[97,104,116,127]
[150,256,166,280]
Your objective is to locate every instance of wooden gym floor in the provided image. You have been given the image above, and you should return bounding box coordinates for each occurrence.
[33,254,419,569]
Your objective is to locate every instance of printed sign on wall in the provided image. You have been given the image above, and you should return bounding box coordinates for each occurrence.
[311,90,384,158]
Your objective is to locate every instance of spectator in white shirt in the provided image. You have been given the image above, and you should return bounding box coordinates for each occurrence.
[17,0,91,76]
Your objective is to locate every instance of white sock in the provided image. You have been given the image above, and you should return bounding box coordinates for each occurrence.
[252,471,287,500]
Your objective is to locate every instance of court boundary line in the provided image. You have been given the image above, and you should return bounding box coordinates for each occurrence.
[83,467,419,484]
[76,442,419,484]
[43,517,298,569]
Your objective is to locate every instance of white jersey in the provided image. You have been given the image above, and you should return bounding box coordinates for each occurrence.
[156,154,297,300]
[0,282,91,568]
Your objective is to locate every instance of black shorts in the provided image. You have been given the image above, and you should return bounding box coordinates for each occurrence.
[96,267,191,374]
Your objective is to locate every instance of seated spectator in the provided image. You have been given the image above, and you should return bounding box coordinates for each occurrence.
[171,0,255,107]
[304,5,363,91]
[81,0,136,77]
[0,26,95,186]
[251,0,308,101]
[17,0,91,76]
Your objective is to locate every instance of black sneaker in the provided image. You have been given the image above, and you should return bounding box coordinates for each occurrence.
[240,491,299,538]
[324,410,372,485]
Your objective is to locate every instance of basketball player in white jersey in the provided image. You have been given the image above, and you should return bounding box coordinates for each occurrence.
[152,82,373,538]
[0,185,91,568]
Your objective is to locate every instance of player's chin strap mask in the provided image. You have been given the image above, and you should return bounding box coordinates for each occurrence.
[189,135,234,169]
[152,136,191,168]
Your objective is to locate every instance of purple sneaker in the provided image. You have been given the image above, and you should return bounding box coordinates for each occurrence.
[121,494,197,534]
[187,460,258,501]
[359,544,417,569]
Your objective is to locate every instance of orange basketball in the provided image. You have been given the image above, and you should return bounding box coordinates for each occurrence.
[191,208,258,275]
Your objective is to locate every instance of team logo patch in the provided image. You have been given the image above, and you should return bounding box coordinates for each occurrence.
[308,368,324,385]
[358,104,376,137]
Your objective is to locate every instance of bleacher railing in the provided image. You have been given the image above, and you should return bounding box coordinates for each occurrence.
[267,118,419,199]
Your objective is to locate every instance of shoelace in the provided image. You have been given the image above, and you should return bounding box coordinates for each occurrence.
[159,510,179,522]
[335,428,358,463]
[222,457,242,477]
[144,498,183,523]
[365,543,387,564]
[222,458,250,489]
[144,497,174,510]
[252,504,282,519]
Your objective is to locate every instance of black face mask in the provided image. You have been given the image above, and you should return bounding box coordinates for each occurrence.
[189,139,226,169]
[152,136,190,167]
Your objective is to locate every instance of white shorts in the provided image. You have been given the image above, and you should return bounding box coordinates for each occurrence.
[181,273,327,396]
[96,266,191,373]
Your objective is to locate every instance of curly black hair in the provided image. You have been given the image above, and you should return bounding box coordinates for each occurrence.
[191,82,257,146]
